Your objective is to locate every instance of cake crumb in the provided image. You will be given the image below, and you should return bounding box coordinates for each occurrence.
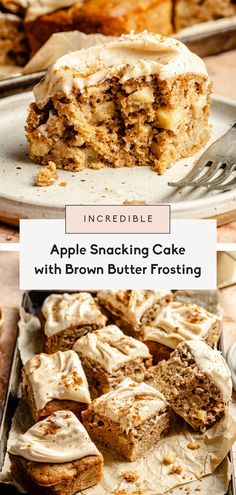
[123,200,147,205]
[187,442,200,450]
[34,162,58,186]
[59,181,67,187]
[89,162,104,170]
[121,471,139,483]
[163,453,176,465]
[169,465,182,475]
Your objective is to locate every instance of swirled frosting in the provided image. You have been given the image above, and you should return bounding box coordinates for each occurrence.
[97,289,172,330]
[23,350,91,411]
[143,302,220,349]
[73,325,150,373]
[42,292,107,337]
[34,32,209,107]
[186,340,232,403]
[90,378,168,433]
[9,411,100,463]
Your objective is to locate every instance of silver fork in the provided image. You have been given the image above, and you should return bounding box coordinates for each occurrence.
[168,123,236,191]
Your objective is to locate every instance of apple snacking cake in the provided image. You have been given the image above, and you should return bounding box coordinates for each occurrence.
[174,0,236,31]
[0,12,29,65]
[146,340,232,432]
[97,290,173,337]
[82,378,170,461]
[142,301,221,364]
[73,325,152,397]
[22,350,91,421]
[9,410,103,495]
[25,32,211,174]
[41,292,107,353]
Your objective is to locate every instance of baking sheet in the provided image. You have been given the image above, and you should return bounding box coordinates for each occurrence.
[0,290,235,495]
[0,94,235,223]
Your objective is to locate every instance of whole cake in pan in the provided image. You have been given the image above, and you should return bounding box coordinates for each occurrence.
[174,0,236,31]
[145,340,232,432]
[24,0,173,55]
[82,377,170,461]
[73,324,152,397]
[9,410,103,495]
[142,301,221,363]
[25,32,211,174]
[97,290,173,337]
[22,350,91,421]
[41,292,107,353]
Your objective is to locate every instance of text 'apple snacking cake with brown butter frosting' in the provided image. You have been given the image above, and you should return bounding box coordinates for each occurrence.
[25,31,211,174]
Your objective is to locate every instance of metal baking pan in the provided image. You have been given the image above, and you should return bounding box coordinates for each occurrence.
[0,290,235,494]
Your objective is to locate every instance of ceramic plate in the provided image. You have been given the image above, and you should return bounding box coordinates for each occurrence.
[0,93,236,222]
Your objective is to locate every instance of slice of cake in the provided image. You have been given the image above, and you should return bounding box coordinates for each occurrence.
[22,350,91,421]
[25,32,211,174]
[97,290,173,338]
[82,377,170,461]
[147,340,232,432]
[41,292,107,353]
[142,301,221,364]
[9,410,103,495]
[24,0,173,56]
[73,325,152,397]
[174,0,236,32]
[0,13,29,66]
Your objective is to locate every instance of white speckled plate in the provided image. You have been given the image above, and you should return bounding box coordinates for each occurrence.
[0,93,236,222]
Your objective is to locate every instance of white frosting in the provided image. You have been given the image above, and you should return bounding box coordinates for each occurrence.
[23,350,91,411]
[9,410,100,463]
[98,290,171,331]
[42,292,106,337]
[143,302,220,349]
[73,325,150,373]
[25,0,80,22]
[186,340,232,403]
[91,378,168,433]
[34,32,208,107]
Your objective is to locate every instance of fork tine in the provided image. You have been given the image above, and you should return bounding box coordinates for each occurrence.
[168,160,211,187]
[207,163,236,186]
[207,168,236,190]
[186,161,222,186]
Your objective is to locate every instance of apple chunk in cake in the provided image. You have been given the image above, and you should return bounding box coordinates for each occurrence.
[82,378,170,461]
[25,32,211,174]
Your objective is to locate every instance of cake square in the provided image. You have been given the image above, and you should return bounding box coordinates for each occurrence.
[41,292,107,353]
[25,0,173,55]
[147,340,232,432]
[73,325,152,397]
[0,13,29,66]
[22,350,91,422]
[97,290,173,338]
[25,32,211,174]
[142,301,221,364]
[9,410,103,495]
[174,0,236,32]
[82,378,170,461]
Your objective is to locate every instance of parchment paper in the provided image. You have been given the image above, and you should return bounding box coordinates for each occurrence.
[0,306,235,495]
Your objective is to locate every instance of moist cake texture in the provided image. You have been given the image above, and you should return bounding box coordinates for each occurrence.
[9,410,103,495]
[22,350,91,421]
[82,377,170,461]
[142,301,221,363]
[73,325,152,397]
[97,289,173,337]
[25,32,211,174]
[146,340,232,432]
[41,292,107,353]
